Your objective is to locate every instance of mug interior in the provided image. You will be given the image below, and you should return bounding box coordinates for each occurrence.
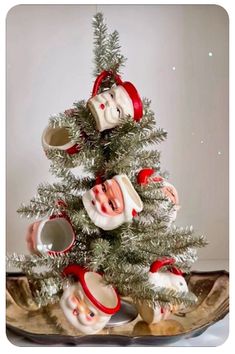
[84,272,118,309]
[40,218,74,252]
[45,127,71,147]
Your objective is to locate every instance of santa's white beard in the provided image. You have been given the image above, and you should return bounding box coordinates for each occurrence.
[82,191,126,231]
[60,285,110,334]
[75,313,109,334]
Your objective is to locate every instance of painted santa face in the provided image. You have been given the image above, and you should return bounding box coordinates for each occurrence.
[82,178,126,230]
[83,174,143,230]
[162,183,179,208]
[161,182,180,223]
[26,222,40,254]
[61,284,110,334]
[136,268,188,324]
[154,272,188,314]
[88,85,134,132]
[149,272,188,293]
[167,272,188,293]
[92,179,124,216]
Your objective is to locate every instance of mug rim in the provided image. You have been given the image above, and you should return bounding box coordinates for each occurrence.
[36,216,75,255]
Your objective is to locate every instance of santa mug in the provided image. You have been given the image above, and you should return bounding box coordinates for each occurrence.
[60,264,121,334]
[26,215,75,255]
[87,70,143,132]
[41,125,80,155]
[136,258,188,324]
[82,174,143,230]
[137,168,180,223]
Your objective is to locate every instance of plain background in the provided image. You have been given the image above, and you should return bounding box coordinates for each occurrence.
[6,4,229,262]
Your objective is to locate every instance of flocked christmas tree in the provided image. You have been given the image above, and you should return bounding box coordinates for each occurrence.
[7,13,206,333]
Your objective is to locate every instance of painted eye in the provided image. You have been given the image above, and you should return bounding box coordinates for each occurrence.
[101,183,106,192]
[110,93,114,98]
[179,282,183,286]
[108,200,116,211]
[89,312,95,317]
[117,107,121,116]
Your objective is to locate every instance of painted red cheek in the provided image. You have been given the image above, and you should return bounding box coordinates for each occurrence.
[132,209,138,217]
[93,188,99,195]
[160,307,164,314]
[100,103,105,110]
[101,205,107,213]
[86,315,93,321]
[153,176,163,183]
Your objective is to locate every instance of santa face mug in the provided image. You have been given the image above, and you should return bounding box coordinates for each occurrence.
[136,258,188,324]
[87,70,143,132]
[82,174,143,230]
[137,168,180,223]
[26,215,75,255]
[60,265,121,334]
[41,125,80,155]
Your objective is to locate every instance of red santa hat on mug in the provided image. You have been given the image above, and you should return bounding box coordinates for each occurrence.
[63,264,121,315]
[150,258,182,275]
[113,174,143,221]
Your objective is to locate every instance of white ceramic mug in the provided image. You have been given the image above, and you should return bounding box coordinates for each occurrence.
[26,215,75,255]
[136,258,188,324]
[87,70,143,132]
[41,125,80,155]
[60,265,121,334]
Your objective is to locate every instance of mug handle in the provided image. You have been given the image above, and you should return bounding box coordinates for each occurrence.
[62,264,86,281]
[150,258,182,275]
[91,70,123,97]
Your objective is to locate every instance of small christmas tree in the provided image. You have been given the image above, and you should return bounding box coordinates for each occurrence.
[7,13,206,333]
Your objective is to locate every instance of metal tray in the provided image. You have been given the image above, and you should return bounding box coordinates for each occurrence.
[6,270,229,345]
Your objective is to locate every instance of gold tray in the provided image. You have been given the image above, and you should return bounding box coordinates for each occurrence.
[6,270,229,345]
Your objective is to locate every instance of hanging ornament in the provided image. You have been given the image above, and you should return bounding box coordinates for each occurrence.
[41,124,81,155]
[137,168,180,223]
[137,168,163,185]
[82,174,143,230]
[87,70,143,132]
[136,258,188,324]
[60,264,121,334]
[26,214,75,255]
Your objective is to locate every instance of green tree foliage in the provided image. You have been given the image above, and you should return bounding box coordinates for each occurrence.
[7,13,206,308]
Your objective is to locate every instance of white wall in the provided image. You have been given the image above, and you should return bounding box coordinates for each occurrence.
[6,5,229,260]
